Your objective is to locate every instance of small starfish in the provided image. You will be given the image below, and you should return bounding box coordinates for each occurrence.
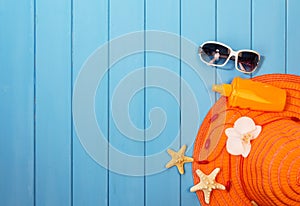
[190,168,225,204]
[251,200,259,206]
[165,145,194,174]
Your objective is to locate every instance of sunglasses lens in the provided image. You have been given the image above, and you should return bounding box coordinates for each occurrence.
[199,43,230,66]
[237,51,259,73]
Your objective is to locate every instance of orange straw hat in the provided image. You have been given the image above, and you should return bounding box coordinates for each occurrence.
[192,74,300,206]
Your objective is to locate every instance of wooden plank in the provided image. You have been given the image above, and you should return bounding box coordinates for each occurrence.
[35,0,71,205]
[145,0,180,205]
[252,0,286,75]
[287,0,300,75]
[72,0,109,205]
[109,0,145,205]
[180,1,216,205]
[0,0,34,205]
[217,0,251,84]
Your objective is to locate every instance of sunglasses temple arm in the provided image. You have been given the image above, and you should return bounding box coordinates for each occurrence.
[258,55,265,67]
[198,46,202,54]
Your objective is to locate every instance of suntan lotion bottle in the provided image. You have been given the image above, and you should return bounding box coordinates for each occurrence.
[212,77,286,111]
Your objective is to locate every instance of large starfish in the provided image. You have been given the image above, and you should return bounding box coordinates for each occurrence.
[165,145,194,174]
[190,168,225,204]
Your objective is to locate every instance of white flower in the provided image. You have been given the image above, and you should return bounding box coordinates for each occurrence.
[225,116,262,157]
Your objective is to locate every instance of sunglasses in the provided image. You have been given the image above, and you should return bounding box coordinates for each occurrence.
[198,41,261,74]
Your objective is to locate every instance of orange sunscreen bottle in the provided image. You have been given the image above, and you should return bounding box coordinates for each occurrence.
[212,77,286,111]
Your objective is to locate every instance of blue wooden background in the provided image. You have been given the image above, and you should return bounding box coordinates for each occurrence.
[1,0,299,205]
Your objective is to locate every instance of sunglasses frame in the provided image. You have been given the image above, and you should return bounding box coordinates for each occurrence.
[198,41,261,74]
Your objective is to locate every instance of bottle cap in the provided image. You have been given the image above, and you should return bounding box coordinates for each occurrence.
[212,84,232,96]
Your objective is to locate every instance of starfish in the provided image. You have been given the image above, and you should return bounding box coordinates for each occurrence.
[165,145,194,174]
[190,168,225,204]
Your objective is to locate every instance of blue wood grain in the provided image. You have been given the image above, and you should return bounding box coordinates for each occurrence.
[217,0,251,84]
[181,1,216,206]
[109,0,145,205]
[287,0,300,75]
[72,0,109,205]
[252,0,286,75]
[0,0,34,205]
[145,1,180,206]
[35,0,71,205]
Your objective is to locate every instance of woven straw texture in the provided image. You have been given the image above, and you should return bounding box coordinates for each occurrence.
[192,74,300,206]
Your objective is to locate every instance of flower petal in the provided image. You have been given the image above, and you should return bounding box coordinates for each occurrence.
[226,138,244,156]
[242,143,251,157]
[251,125,262,140]
[225,128,241,139]
[234,116,256,134]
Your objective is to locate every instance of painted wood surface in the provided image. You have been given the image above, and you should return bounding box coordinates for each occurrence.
[72,0,108,205]
[109,0,145,205]
[0,0,34,205]
[35,1,72,205]
[0,0,299,206]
